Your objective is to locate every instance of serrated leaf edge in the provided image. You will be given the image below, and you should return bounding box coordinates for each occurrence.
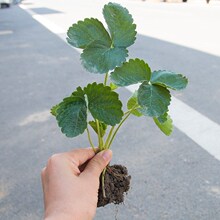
[151,70,188,90]
[137,82,172,117]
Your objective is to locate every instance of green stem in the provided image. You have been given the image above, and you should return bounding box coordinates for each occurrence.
[86,128,96,152]
[104,73,108,86]
[123,106,141,115]
[96,119,103,150]
[102,168,107,198]
[104,126,115,149]
[107,104,139,149]
[123,110,131,116]
[107,111,132,149]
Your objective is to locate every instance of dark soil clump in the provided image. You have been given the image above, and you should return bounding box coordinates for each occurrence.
[97,164,131,207]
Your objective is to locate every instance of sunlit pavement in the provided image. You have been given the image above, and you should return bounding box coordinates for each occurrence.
[0,1,220,219]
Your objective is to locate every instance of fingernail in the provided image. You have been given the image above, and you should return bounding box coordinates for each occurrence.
[101,150,112,162]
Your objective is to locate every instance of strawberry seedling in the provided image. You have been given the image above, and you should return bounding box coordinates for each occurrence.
[51,2,188,207]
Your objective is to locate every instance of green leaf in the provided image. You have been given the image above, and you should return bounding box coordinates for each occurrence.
[110,59,151,86]
[127,91,142,117]
[81,40,128,73]
[110,82,118,90]
[89,121,107,137]
[56,96,87,138]
[67,18,111,49]
[66,3,136,74]
[151,70,188,90]
[137,82,171,117]
[84,83,123,126]
[50,104,59,117]
[157,112,168,124]
[103,2,136,47]
[71,86,85,99]
[153,114,173,136]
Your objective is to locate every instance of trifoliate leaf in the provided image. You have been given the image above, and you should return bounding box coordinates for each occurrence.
[89,121,107,137]
[67,18,111,49]
[110,59,151,86]
[50,104,59,117]
[127,91,142,117]
[66,3,136,74]
[56,97,87,138]
[81,40,128,73]
[153,114,173,136]
[137,82,171,117]
[151,70,188,90]
[103,2,136,47]
[84,83,123,126]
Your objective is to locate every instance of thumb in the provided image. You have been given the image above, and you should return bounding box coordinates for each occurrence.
[82,150,112,178]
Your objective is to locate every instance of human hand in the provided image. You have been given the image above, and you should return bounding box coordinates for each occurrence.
[41,148,112,220]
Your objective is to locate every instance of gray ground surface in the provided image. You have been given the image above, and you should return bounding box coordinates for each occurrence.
[0,4,220,220]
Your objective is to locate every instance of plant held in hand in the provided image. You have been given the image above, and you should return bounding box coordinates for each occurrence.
[51,2,188,207]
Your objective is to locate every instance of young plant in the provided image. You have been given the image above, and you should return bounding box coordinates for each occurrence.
[51,2,188,207]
